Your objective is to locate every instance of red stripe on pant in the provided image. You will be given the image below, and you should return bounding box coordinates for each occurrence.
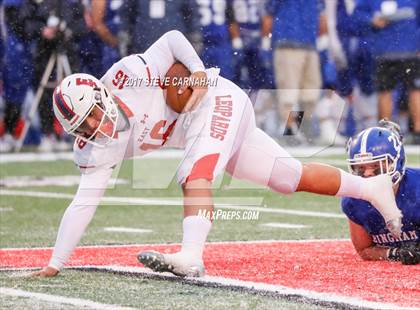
[186,153,220,183]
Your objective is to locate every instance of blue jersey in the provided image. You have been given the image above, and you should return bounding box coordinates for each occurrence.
[194,0,232,45]
[353,0,419,57]
[231,0,273,89]
[335,0,375,97]
[233,0,266,48]
[193,0,235,80]
[266,0,325,49]
[336,0,357,39]
[341,168,420,247]
[104,0,124,35]
[128,0,192,52]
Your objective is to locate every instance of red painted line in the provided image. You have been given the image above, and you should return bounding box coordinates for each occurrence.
[1,241,418,307]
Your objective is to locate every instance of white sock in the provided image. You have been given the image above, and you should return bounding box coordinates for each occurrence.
[180,215,212,260]
[335,169,364,199]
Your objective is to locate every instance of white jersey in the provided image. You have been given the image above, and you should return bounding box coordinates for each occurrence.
[73,30,209,172]
[48,31,302,271]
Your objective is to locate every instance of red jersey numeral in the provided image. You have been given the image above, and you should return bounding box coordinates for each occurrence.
[140,120,177,151]
[112,70,129,90]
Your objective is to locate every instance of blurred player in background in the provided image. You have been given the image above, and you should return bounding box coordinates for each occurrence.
[230,0,274,90]
[353,0,420,144]
[192,0,235,81]
[325,0,377,138]
[0,0,33,152]
[230,0,277,136]
[124,0,193,53]
[90,0,125,76]
[262,0,325,144]
[30,30,403,278]
[343,120,420,265]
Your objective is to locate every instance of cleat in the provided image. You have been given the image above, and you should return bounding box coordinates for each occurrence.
[138,250,205,277]
[138,251,174,273]
[362,174,403,237]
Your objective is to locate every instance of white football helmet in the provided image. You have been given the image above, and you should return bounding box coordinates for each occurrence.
[53,73,119,147]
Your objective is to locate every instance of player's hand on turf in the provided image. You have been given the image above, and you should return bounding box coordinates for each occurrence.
[30,266,59,277]
[399,247,420,265]
[388,247,420,265]
[180,71,208,112]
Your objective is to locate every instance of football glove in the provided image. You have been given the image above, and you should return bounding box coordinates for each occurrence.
[387,245,420,265]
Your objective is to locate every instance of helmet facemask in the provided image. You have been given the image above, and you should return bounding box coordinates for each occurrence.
[70,87,119,147]
[348,153,402,185]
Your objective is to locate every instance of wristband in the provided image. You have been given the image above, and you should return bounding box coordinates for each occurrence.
[261,36,271,51]
[387,247,400,261]
[232,37,243,50]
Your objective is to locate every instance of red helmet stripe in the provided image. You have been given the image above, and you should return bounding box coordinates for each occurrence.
[54,87,75,120]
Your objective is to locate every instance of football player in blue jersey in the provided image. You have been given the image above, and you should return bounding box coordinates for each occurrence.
[192,0,235,81]
[326,0,377,136]
[90,0,125,76]
[230,0,274,90]
[343,120,420,265]
[126,0,193,54]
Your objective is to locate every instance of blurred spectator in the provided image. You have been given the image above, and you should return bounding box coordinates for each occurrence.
[79,0,103,77]
[328,0,378,134]
[80,0,127,77]
[353,0,420,144]
[191,0,235,81]
[0,0,33,152]
[263,0,325,145]
[124,0,193,53]
[19,0,89,152]
[230,0,277,136]
[315,37,347,145]
[230,0,274,89]
[91,0,125,75]
[319,0,377,145]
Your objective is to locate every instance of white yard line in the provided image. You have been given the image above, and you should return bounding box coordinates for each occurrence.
[0,189,346,219]
[0,287,137,310]
[1,146,418,163]
[0,207,14,212]
[71,266,416,310]
[104,227,152,234]
[261,223,310,229]
[0,152,74,163]
[0,239,350,251]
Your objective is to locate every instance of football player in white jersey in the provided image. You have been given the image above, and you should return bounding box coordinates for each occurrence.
[32,30,403,278]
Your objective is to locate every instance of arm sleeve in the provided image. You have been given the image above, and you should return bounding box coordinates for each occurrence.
[48,167,113,270]
[142,30,205,76]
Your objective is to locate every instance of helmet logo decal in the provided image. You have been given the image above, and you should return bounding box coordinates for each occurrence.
[76,78,97,88]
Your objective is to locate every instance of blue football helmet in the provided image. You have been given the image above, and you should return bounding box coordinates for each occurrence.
[347,124,406,185]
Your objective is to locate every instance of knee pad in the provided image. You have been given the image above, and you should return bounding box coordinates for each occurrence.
[227,128,302,194]
[268,157,302,194]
